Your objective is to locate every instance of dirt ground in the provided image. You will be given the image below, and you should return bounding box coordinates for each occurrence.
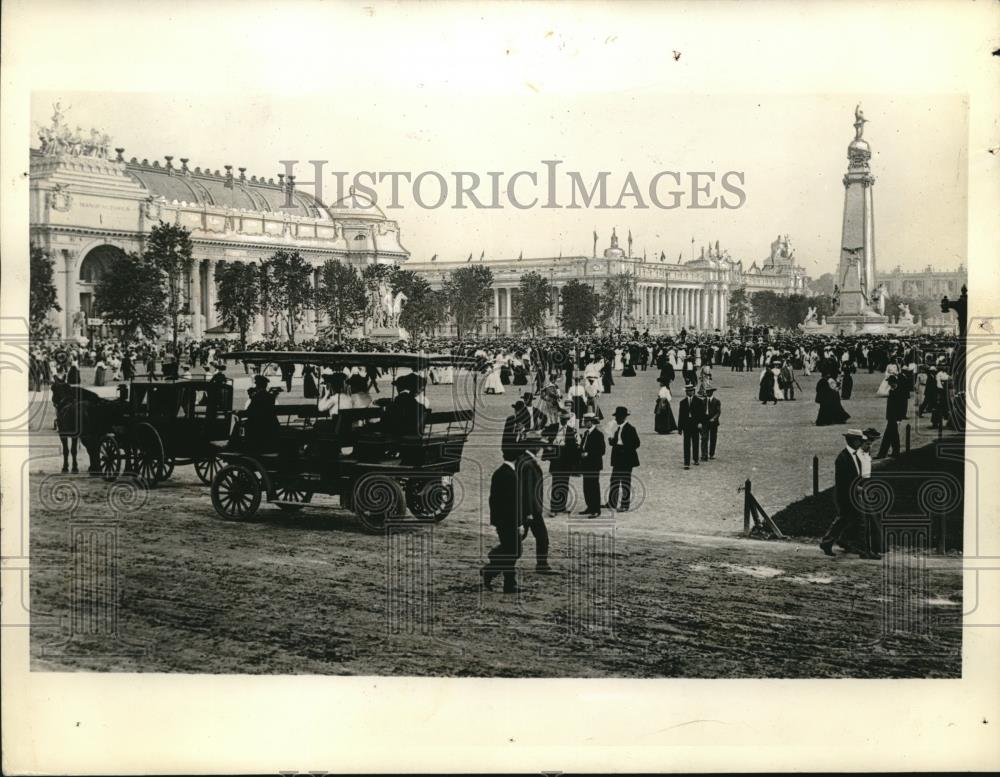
[28,366,962,677]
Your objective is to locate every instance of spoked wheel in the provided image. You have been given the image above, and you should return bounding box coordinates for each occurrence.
[211,464,262,521]
[161,456,175,481]
[131,422,168,486]
[405,475,456,522]
[352,473,404,533]
[97,434,122,482]
[273,487,313,512]
[194,454,222,485]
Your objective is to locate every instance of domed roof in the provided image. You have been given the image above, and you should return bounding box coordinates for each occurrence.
[848,138,870,154]
[327,189,386,220]
[125,160,329,219]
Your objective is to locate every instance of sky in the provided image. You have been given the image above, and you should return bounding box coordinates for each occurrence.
[31,19,968,279]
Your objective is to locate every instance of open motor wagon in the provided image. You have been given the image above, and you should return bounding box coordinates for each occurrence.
[209,351,479,532]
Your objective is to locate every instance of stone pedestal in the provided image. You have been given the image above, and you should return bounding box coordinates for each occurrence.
[367,326,408,342]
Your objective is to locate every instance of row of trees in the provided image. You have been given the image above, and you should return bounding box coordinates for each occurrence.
[31,224,727,343]
[729,287,934,330]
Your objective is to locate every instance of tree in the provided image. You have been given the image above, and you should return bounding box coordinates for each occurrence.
[514,271,554,335]
[442,265,494,337]
[559,279,599,335]
[390,266,446,338]
[144,221,194,353]
[598,272,636,333]
[317,260,366,338]
[727,287,753,328]
[29,245,61,340]
[884,292,931,323]
[262,250,314,344]
[810,272,836,296]
[94,252,167,339]
[215,262,262,349]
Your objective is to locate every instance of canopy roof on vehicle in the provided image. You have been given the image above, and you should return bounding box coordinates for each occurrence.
[221,351,480,370]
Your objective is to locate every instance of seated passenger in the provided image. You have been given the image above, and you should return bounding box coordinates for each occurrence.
[385,373,426,438]
[243,375,282,451]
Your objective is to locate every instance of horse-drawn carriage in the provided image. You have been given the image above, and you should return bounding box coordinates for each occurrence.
[209,351,479,532]
[93,376,235,485]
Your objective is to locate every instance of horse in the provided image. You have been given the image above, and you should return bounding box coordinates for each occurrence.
[51,383,127,474]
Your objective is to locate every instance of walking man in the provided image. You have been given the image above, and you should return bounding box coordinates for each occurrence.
[606,406,640,512]
[517,438,559,575]
[482,456,524,594]
[820,429,879,559]
[576,411,606,516]
[677,383,706,469]
[701,386,721,461]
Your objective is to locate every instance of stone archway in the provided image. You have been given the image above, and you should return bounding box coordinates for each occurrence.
[78,244,127,318]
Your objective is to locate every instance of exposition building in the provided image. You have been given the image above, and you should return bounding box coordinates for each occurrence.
[30,109,810,340]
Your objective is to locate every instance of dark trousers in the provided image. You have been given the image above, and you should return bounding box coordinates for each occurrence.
[582,470,602,512]
[877,420,900,457]
[783,385,795,400]
[527,515,550,563]
[700,425,718,459]
[486,521,522,588]
[822,511,859,549]
[608,468,633,511]
[683,428,700,465]
[549,471,570,512]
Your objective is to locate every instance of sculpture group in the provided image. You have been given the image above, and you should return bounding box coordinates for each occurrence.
[370,279,408,328]
[37,102,111,159]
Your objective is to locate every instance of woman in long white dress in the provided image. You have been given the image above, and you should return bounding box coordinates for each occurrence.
[483,353,505,394]
[613,348,624,372]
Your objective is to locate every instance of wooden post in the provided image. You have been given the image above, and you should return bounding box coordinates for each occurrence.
[812,455,819,496]
[743,479,751,537]
[905,423,911,452]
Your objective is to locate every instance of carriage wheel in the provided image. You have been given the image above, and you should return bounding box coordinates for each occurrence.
[194,454,222,486]
[405,476,456,522]
[274,487,313,512]
[211,464,262,521]
[161,456,175,481]
[352,474,404,533]
[97,434,122,482]
[131,422,168,486]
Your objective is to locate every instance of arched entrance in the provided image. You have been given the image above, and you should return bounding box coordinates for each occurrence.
[78,244,127,317]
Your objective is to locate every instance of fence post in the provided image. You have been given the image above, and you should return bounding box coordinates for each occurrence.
[812,455,819,496]
[743,479,751,536]
[905,423,911,452]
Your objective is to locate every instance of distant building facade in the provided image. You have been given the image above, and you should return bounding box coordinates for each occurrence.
[875,264,967,299]
[406,232,810,335]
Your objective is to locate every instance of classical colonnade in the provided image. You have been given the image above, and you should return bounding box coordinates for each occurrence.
[489,283,729,334]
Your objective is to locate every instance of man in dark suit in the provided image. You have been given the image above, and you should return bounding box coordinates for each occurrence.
[875,372,910,459]
[576,411,605,516]
[701,386,721,461]
[517,438,559,575]
[501,400,529,461]
[385,373,426,438]
[677,383,706,469]
[606,406,640,512]
[544,410,578,515]
[482,458,523,593]
[820,429,877,558]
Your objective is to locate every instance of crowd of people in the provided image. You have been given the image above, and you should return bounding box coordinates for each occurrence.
[33,324,963,591]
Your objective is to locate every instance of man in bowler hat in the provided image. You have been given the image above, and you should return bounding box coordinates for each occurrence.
[606,406,640,512]
[677,383,706,469]
[576,411,606,516]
